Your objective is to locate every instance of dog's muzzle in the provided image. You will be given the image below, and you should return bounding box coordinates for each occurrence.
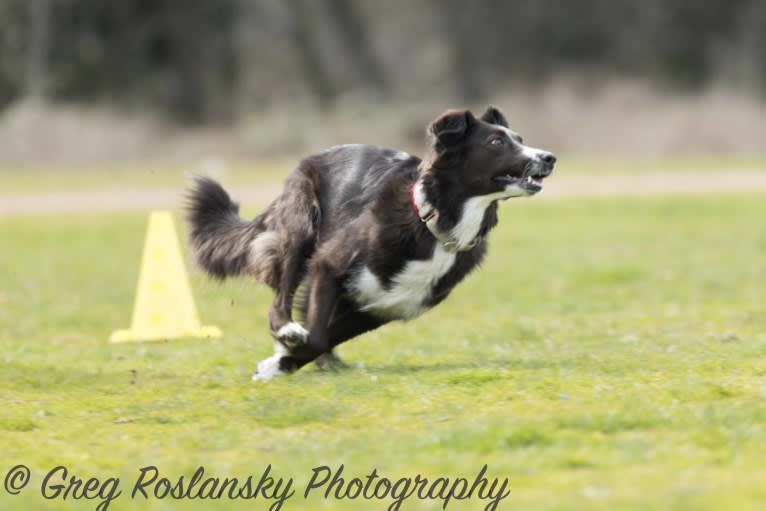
[520,152,556,193]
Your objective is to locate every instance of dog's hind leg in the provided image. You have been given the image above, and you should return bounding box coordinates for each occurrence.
[253,260,341,380]
[264,167,321,350]
[268,240,312,349]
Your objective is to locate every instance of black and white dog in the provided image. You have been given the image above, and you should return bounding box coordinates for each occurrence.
[186,106,555,380]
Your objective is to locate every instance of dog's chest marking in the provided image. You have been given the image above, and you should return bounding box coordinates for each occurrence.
[349,189,502,320]
[350,246,457,320]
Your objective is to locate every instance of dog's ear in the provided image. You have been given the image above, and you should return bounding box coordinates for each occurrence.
[429,109,476,149]
[480,106,509,128]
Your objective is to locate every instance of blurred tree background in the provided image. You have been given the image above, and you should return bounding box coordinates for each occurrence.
[0,0,764,163]
[1,0,764,123]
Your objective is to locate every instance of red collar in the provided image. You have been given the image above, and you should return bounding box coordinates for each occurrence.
[409,179,437,223]
[408,183,421,219]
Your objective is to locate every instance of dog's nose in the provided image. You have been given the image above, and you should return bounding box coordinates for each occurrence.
[540,152,557,165]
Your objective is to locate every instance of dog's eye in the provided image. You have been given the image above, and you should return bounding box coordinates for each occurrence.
[489,138,504,146]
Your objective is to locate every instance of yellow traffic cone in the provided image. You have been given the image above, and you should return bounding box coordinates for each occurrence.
[110,211,222,343]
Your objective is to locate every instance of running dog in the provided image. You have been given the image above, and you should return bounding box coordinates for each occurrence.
[185,106,556,380]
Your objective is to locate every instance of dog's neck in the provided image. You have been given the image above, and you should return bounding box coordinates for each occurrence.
[410,174,496,252]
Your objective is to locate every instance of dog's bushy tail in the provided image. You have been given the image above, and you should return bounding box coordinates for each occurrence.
[185,177,268,280]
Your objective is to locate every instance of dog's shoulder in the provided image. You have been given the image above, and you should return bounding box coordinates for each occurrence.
[304,144,419,216]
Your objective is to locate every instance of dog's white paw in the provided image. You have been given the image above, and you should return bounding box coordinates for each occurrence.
[252,354,285,382]
[275,322,309,349]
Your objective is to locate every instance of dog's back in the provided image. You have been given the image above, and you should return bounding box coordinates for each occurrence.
[186,144,417,286]
[307,144,418,229]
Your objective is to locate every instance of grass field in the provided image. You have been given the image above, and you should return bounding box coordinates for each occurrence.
[1,164,766,510]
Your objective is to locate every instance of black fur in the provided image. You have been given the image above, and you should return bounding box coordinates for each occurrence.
[185,177,266,279]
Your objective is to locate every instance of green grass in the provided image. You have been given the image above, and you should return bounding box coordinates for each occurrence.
[1,185,766,510]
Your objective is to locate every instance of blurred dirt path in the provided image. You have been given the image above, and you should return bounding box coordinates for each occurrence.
[1,170,765,216]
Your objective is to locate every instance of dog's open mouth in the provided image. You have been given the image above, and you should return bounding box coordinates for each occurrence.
[493,174,546,194]
[521,175,545,193]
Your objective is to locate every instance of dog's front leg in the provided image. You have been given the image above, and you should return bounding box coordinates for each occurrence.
[294,261,339,362]
[253,262,338,381]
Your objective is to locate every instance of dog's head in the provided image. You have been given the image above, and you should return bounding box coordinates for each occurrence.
[426,106,556,198]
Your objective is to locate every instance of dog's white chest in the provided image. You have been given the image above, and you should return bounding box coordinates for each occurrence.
[350,246,457,320]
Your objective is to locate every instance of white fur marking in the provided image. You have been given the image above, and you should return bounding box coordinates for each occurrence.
[276,322,308,343]
[252,353,284,381]
[499,126,547,160]
[251,340,292,381]
[412,180,432,219]
[393,151,410,160]
[502,182,528,198]
[250,230,280,256]
[249,231,280,282]
[521,144,547,160]
[495,126,548,197]
[351,245,457,320]
[449,191,512,248]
